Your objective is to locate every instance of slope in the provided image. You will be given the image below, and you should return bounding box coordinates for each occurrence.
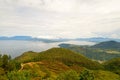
[59,42,120,61]
[103,57,120,75]
[15,48,103,70]
[91,41,120,50]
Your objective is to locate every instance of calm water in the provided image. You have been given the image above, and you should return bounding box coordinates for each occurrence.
[0,40,95,58]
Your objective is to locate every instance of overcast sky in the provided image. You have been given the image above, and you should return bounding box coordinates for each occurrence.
[0,0,120,39]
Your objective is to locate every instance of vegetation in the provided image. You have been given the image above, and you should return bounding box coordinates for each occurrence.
[0,46,120,80]
[16,48,103,70]
[93,70,120,80]
[91,41,120,50]
[103,58,120,75]
[15,51,38,63]
[56,70,79,80]
[7,70,32,80]
[79,70,94,80]
[59,42,120,61]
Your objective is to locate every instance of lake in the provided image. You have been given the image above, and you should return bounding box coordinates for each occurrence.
[0,40,95,58]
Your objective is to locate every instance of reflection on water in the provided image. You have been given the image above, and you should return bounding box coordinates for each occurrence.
[0,40,95,58]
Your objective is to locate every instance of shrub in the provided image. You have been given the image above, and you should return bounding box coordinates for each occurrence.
[56,70,79,80]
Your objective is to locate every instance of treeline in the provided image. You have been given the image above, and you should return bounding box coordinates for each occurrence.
[0,54,20,71]
[0,54,21,80]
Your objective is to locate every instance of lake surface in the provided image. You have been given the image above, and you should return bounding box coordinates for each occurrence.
[0,40,95,58]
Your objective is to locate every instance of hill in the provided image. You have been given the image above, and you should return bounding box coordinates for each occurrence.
[1,48,120,80]
[91,41,120,50]
[17,61,120,80]
[93,70,120,80]
[15,51,39,63]
[16,48,103,70]
[14,48,120,80]
[103,57,120,75]
[59,41,120,61]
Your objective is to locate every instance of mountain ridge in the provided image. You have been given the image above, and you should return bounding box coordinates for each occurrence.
[15,48,103,70]
[91,40,120,49]
[0,36,120,43]
[0,36,70,43]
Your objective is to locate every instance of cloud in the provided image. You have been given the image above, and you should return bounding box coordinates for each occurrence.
[0,0,120,38]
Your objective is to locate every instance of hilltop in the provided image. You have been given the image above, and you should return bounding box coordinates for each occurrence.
[16,48,102,70]
[91,41,120,50]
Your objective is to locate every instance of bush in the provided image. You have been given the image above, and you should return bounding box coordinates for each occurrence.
[79,70,94,80]
[56,70,79,80]
[7,70,32,80]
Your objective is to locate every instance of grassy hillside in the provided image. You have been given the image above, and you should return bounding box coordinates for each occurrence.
[91,41,120,50]
[59,43,120,61]
[103,57,120,75]
[16,48,103,70]
[15,51,38,63]
[19,61,72,79]
[93,70,120,80]
[17,61,120,80]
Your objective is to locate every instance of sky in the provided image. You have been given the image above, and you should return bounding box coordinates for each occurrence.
[0,0,120,39]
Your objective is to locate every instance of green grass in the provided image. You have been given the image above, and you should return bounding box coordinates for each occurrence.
[16,48,103,70]
[93,70,120,80]
[34,48,103,70]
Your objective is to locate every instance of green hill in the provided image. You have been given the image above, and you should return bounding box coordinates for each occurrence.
[1,48,120,80]
[15,51,39,63]
[103,57,120,75]
[14,48,120,80]
[93,70,120,80]
[16,48,102,70]
[59,43,120,61]
[91,41,120,50]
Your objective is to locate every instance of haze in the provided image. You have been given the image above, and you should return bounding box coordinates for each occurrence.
[0,0,120,39]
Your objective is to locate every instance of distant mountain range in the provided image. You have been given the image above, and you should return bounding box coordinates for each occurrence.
[0,36,69,43]
[0,36,120,43]
[75,37,120,42]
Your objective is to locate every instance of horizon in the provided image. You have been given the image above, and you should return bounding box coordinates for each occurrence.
[0,35,120,39]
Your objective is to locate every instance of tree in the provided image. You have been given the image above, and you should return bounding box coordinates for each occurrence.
[79,70,94,80]
[2,55,9,70]
[0,54,3,67]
